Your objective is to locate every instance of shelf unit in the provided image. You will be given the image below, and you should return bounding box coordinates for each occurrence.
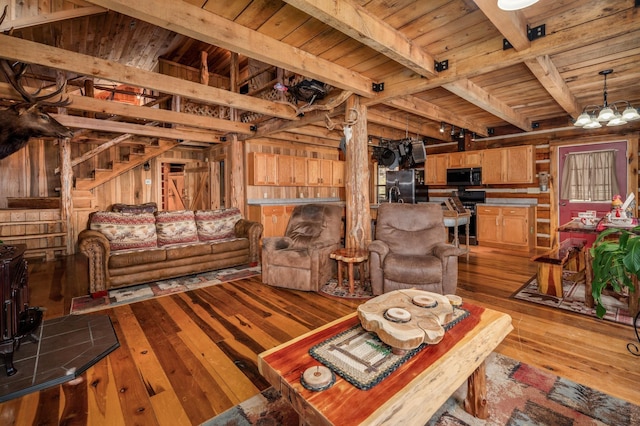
[0,209,67,261]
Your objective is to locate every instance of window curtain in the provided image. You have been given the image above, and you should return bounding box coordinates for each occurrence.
[560,150,620,201]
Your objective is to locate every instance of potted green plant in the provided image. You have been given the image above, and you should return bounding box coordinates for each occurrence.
[590,226,640,318]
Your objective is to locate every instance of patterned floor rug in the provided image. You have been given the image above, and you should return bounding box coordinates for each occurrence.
[511,271,634,326]
[319,278,373,300]
[70,265,261,315]
[202,352,640,425]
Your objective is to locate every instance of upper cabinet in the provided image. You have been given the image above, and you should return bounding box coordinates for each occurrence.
[331,160,345,187]
[248,152,278,185]
[481,145,534,184]
[425,154,448,185]
[277,155,307,186]
[448,151,482,168]
[307,158,333,186]
[249,152,344,187]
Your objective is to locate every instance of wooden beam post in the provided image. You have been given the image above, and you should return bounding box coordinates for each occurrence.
[345,95,371,249]
[59,137,73,255]
[229,134,245,215]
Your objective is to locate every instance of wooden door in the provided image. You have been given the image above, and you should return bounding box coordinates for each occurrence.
[184,161,210,210]
[165,170,186,211]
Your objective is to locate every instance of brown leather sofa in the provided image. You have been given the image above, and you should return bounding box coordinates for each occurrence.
[369,203,460,296]
[261,203,343,292]
[78,207,262,297]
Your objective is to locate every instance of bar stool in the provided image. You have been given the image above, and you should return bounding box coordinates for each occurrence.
[443,210,471,261]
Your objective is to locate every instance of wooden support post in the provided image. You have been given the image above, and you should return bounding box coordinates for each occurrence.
[344,95,371,250]
[59,137,72,255]
[229,134,245,215]
[229,52,239,122]
[200,51,209,86]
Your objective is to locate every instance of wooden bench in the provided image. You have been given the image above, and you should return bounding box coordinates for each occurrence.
[531,238,587,297]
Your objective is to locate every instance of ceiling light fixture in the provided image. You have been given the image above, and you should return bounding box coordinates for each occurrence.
[439,122,445,133]
[497,0,539,11]
[574,69,640,129]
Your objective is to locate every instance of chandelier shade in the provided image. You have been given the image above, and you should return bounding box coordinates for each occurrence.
[574,69,640,129]
[497,0,539,11]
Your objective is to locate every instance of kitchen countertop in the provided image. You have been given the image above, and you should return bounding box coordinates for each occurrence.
[248,198,343,205]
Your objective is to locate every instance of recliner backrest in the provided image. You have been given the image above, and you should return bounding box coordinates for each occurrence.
[375,203,445,255]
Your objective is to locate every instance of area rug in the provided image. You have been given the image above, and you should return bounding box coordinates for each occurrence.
[0,315,119,402]
[319,278,373,299]
[201,352,640,426]
[70,265,261,315]
[511,271,634,326]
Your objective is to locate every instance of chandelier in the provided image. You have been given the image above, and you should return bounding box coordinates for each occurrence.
[497,0,539,11]
[574,69,640,129]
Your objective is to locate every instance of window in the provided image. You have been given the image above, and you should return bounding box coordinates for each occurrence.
[560,150,619,201]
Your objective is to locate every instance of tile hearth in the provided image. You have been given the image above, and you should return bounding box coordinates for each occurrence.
[0,314,119,402]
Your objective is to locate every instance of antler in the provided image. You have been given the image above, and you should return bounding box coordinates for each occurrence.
[0,60,71,107]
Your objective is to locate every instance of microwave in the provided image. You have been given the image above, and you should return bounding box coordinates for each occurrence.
[446,167,482,187]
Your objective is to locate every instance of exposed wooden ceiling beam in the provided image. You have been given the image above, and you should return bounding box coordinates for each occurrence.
[367,109,442,140]
[473,1,580,122]
[0,6,107,31]
[0,82,254,135]
[53,115,224,143]
[443,79,531,131]
[86,0,374,97]
[472,0,530,51]
[383,96,487,136]
[378,5,639,100]
[283,0,436,78]
[0,34,297,121]
[525,55,580,119]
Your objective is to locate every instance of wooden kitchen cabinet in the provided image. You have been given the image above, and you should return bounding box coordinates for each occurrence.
[425,154,448,185]
[481,145,534,184]
[448,151,482,168]
[277,155,307,186]
[248,152,278,185]
[248,204,295,237]
[476,205,534,251]
[331,160,345,187]
[307,158,333,186]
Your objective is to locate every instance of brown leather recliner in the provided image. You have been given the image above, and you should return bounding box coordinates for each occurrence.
[262,204,343,292]
[369,203,460,296]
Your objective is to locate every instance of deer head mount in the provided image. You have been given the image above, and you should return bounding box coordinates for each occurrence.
[0,7,73,160]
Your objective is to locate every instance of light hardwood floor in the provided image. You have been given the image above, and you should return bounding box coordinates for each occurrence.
[0,246,638,425]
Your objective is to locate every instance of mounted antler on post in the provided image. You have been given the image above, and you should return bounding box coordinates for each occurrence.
[0,6,73,160]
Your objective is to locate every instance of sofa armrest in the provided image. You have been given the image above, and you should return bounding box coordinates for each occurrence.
[78,229,111,296]
[235,219,264,264]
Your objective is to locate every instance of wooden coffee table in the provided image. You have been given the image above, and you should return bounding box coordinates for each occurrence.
[258,303,512,426]
[330,247,368,294]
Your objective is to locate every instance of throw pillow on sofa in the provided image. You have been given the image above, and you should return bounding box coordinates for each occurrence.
[155,210,199,246]
[195,208,242,241]
[112,202,158,214]
[90,211,158,251]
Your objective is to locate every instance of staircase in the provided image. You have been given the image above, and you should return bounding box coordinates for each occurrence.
[75,139,178,191]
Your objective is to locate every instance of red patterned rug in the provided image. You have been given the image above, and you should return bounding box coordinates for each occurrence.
[203,352,639,425]
[70,265,261,314]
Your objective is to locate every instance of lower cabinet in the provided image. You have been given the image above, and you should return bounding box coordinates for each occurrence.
[248,205,296,237]
[476,205,534,251]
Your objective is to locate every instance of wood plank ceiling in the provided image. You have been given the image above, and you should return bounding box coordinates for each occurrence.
[0,0,639,147]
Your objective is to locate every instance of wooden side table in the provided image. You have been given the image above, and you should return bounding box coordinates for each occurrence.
[330,248,368,295]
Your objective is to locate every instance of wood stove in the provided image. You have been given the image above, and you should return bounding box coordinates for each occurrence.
[0,244,42,376]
